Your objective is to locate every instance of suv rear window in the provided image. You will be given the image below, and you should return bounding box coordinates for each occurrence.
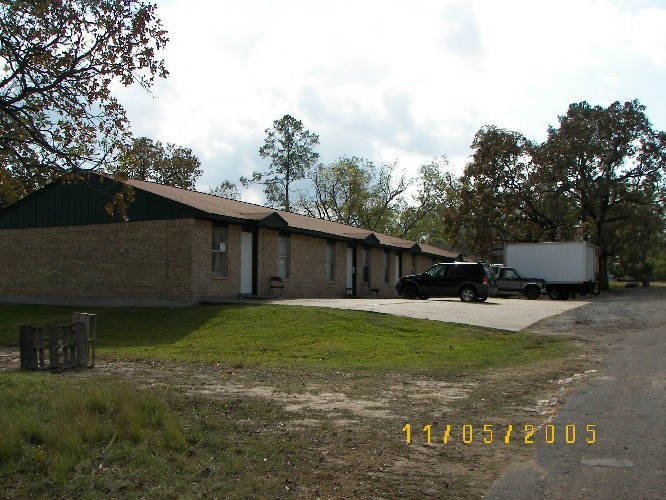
[446,265,464,277]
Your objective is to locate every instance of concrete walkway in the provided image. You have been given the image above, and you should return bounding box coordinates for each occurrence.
[267,296,590,331]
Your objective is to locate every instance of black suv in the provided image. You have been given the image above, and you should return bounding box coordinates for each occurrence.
[395,262,498,302]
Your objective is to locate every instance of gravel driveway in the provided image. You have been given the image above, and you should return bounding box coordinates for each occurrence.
[269,296,591,331]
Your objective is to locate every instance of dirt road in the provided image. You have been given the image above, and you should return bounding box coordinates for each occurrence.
[485,285,666,500]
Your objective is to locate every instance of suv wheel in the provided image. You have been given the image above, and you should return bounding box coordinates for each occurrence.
[459,286,477,302]
[402,284,419,299]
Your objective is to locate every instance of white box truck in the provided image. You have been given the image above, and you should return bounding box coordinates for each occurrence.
[504,242,598,300]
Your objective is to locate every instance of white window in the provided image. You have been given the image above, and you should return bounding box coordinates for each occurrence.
[211,225,228,276]
[277,234,290,278]
[326,241,335,281]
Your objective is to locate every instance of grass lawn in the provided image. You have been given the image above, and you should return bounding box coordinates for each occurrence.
[0,303,570,374]
[0,372,309,498]
[0,302,575,497]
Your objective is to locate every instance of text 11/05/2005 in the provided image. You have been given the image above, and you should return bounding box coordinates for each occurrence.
[401,423,597,445]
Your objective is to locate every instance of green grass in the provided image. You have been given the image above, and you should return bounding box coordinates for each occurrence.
[0,372,312,498]
[0,303,570,374]
[0,372,184,494]
[0,303,577,497]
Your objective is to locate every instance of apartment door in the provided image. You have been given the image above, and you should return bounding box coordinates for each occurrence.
[346,247,355,292]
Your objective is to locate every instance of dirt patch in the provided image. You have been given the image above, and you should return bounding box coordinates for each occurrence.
[2,286,663,498]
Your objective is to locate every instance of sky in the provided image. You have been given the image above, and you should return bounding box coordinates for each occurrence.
[112,0,666,203]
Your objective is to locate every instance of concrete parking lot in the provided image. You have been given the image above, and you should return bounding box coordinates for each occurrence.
[268,296,590,331]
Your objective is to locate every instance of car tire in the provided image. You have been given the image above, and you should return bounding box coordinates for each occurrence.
[402,284,419,299]
[459,286,477,302]
[525,286,541,300]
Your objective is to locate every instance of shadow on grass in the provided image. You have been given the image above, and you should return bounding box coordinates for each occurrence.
[0,303,231,349]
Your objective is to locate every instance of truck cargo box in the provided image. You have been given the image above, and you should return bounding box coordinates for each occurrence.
[504,242,597,299]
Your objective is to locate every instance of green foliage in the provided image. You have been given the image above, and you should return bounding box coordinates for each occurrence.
[451,126,579,258]
[0,166,27,210]
[118,137,202,190]
[243,114,319,212]
[647,246,666,280]
[538,100,665,289]
[0,0,168,173]
[395,157,457,242]
[604,200,665,280]
[299,156,409,233]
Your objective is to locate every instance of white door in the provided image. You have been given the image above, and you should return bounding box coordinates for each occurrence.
[346,247,353,288]
[240,231,253,295]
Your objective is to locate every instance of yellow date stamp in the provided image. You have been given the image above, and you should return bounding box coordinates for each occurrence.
[401,423,597,445]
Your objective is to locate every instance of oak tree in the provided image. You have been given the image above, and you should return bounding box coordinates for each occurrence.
[458,126,579,257]
[538,100,665,289]
[0,0,168,173]
[118,137,202,190]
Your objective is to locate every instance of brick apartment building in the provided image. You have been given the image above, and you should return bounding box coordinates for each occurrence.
[0,174,460,306]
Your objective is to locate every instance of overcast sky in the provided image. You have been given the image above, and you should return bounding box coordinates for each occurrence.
[112,0,666,202]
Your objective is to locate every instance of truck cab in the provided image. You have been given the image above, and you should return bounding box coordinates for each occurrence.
[491,265,545,300]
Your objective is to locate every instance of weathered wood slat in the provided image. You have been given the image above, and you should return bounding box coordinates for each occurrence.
[19,313,97,371]
[19,325,33,369]
[48,324,60,369]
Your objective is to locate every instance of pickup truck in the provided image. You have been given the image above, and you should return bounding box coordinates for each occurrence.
[491,265,545,300]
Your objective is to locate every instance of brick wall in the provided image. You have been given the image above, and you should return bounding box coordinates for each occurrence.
[253,231,408,298]
[399,253,440,277]
[255,230,349,298]
[357,246,402,298]
[0,219,196,303]
[191,219,241,299]
[0,218,449,304]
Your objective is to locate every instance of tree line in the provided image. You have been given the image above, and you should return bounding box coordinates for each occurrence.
[1,1,663,287]
[231,105,665,289]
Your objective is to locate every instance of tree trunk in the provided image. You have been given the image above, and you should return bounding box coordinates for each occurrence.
[598,252,610,291]
[595,217,611,291]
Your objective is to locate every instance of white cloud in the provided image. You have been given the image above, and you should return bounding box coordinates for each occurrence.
[113,0,666,195]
